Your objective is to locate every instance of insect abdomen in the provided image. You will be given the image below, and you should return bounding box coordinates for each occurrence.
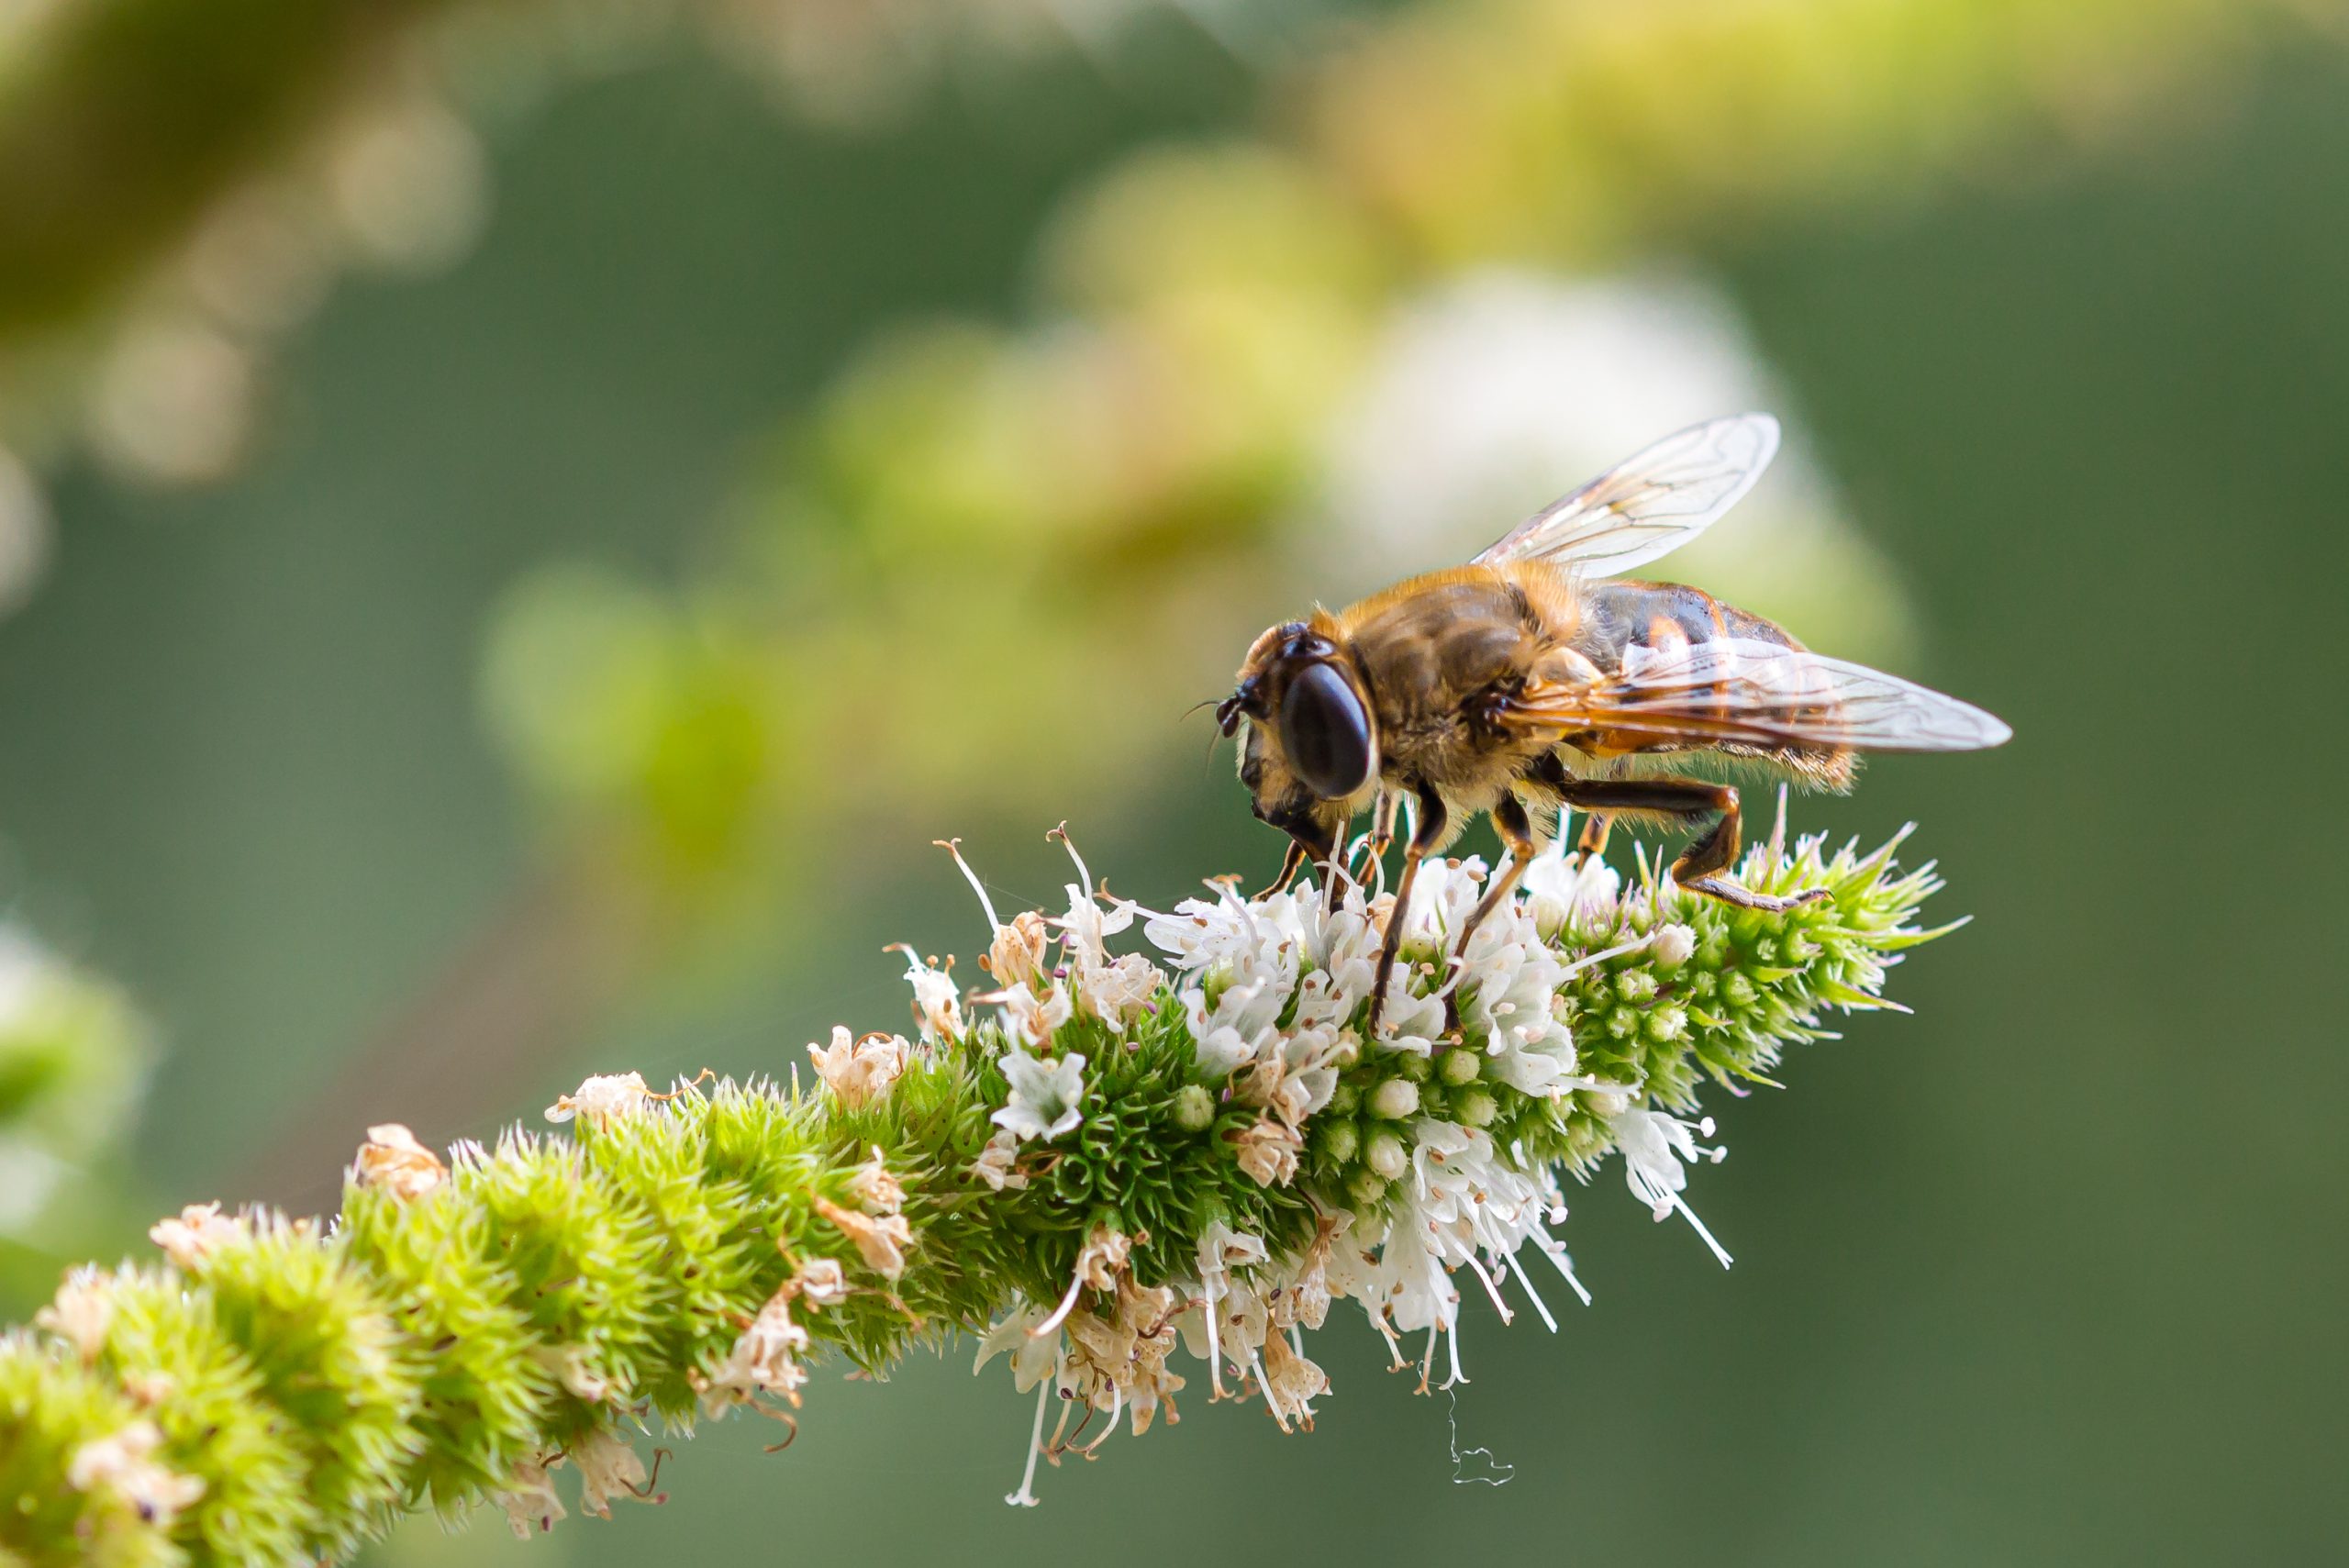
[1574,581,1852,784]
[1581,580,1796,662]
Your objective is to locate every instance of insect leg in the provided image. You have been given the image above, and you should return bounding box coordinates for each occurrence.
[1555,778,1830,914]
[1571,811,1613,869]
[1301,811,1355,917]
[1349,789,1401,884]
[1369,783,1448,1032]
[1522,751,1613,867]
[1254,840,1308,901]
[1444,793,1541,1023]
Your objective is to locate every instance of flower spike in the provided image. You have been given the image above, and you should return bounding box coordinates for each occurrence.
[0,824,1956,1553]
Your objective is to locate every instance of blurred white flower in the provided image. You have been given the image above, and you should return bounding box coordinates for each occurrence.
[66,1419,205,1529]
[34,1268,115,1363]
[84,319,256,488]
[353,1122,446,1201]
[545,1071,651,1128]
[148,1202,246,1272]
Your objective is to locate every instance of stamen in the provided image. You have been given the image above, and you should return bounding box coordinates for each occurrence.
[1461,1253,1513,1325]
[1030,1268,1089,1339]
[935,838,1002,934]
[1671,1194,1734,1270]
[1442,1319,1467,1390]
[1554,931,1655,982]
[1202,1288,1227,1399]
[1248,1348,1292,1432]
[1536,1238,1594,1307]
[1005,1372,1051,1507]
[1077,1386,1123,1455]
[1501,1249,1557,1333]
[1047,823,1097,906]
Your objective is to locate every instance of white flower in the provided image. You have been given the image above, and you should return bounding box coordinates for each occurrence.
[794,1257,851,1308]
[489,1451,564,1539]
[969,1128,1029,1192]
[1071,1225,1133,1294]
[353,1123,445,1200]
[990,981,1074,1051]
[537,1341,618,1404]
[1454,911,1580,1095]
[545,1072,650,1128]
[845,1147,906,1214]
[1609,1105,1733,1269]
[1260,1327,1329,1423]
[1238,1024,1346,1129]
[974,1303,1060,1392]
[1520,840,1621,937]
[1031,1225,1138,1340]
[1196,1221,1268,1295]
[985,909,1052,989]
[66,1420,206,1529]
[1063,1276,1187,1434]
[992,1050,1086,1141]
[1143,895,1251,973]
[1049,830,1138,968]
[570,1430,655,1518]
[814,1197,913,1278]
[148,1203,244,1272]
[35,1268,114,1362]
[1398,855,1486,951]
[1074,951,1164,1032]
[807,1026,908,1108]
[1232,1116,1302,1188]
[1652,922,1698,969]
[893,945,964,1041]
[696,1284,810,1418]
[1181,974,1276,1079]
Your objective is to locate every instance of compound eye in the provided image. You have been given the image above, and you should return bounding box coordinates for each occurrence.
[1278,662,1375,800]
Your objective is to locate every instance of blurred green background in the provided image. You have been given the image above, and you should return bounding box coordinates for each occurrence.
[0,1,2343,1563]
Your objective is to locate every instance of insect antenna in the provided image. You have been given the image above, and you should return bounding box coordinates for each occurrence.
[1181,695,1230,773]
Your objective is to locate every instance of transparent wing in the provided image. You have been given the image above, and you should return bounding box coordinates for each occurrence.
[1518,639,2012,753]
[1474,413,1781,576]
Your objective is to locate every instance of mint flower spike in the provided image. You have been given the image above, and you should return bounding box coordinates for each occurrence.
[0,817,1954,1562]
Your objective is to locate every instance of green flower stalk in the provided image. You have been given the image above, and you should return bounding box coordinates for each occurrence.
[0,817,1953,1563]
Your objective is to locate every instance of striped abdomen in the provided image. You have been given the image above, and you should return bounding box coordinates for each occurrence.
[1568,579,1853,784]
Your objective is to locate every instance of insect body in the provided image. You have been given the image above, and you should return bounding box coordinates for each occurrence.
[1215,414,2010,1026]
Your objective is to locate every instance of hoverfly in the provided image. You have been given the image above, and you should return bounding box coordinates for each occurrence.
[1214,414,2010,1025]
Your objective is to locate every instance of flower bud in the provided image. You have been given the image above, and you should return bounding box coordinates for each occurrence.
[1365,1131,1408,1181]
[1368,1079,1419,1121]
[1319,1119,1360,1164]
[1437,1049,1479,1085]
[1173,1084,1215,1131]
[1652,922,1697,969]
[1457,1090,1497,1128]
